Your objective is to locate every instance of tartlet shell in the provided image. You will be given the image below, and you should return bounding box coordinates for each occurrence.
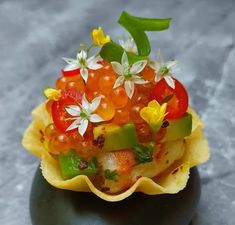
[22,103,209,202]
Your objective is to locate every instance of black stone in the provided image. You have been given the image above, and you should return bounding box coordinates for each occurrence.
[30,167,201,225]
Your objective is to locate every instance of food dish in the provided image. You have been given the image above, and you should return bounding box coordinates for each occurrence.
[22,11,209,201]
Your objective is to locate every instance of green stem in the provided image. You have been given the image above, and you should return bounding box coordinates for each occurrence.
[86,43,95,54]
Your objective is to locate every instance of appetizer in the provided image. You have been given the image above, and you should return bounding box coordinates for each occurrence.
[22,11,209,201]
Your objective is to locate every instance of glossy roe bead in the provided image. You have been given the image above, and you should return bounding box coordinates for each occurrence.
[96,97,115,121]
[111,87,128,108]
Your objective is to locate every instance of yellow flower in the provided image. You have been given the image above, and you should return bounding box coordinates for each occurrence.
[43,87,61,101]
[140,100,168,132]
[92,27,110,46]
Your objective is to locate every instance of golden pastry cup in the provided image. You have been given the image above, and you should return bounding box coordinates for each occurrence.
[22,103,209,202]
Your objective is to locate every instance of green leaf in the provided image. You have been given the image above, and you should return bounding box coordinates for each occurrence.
[131,143,154,164]
[125,28,151,57]
[118,11,171,31]
[118,11,171,56]
[100,12,171,63]
[100,41,146,64]
[104,169,118,181]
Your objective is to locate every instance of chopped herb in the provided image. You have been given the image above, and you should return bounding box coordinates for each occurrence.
[104,169,118,181]
[131,143,154,164]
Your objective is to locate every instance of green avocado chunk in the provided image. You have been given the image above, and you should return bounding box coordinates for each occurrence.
[59,151,99,180]
[163,113,192,142]
[93,123,139,151]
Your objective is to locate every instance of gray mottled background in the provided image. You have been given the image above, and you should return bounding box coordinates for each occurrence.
[0,0,235,224]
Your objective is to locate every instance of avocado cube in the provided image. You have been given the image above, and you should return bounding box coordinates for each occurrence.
[163,113,192,142]
[59,151,99,180]
[93,123,139,151]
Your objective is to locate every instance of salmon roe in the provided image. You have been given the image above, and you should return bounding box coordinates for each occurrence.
[113,107,130,124]
[130,103,145,124]
[98,73,116,95]
[96,97,115,121]
[45,62,160,155]
[48,133,70,154]
[86,71,102,91]
[111,87,128,108]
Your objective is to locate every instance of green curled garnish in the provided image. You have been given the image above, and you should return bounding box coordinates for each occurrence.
[118,11,171,56]
[100,11,171,64]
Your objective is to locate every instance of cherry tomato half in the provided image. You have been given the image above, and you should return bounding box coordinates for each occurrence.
[149,78,188,120]
[51,90,82,133]
[61,68,80,77]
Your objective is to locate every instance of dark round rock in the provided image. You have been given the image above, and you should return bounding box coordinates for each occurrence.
[30,167,200,225]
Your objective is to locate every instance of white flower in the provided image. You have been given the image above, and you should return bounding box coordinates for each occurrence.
[150,50,178,89]
[65,94,103,136]
[119,37,137,53]
[111,51,148,99]
[63,50,103,83]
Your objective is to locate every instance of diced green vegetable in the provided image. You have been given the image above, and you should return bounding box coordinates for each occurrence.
[59,151,99,180]
[162,113,192,142]
[93,123,139,151]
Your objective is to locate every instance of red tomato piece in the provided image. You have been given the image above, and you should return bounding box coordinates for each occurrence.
[149,78,188,120]
[51,90,82,133]
[61,68,80,77]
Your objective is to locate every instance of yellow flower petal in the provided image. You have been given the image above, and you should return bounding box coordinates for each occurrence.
[148,100,161,109]
[160,103,168,117]
[92,27,110,46]
[140,107,153,124]
[43,88,61,101]
[140,100,167,132]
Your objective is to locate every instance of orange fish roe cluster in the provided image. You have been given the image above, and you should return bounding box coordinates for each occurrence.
[45,63,157,160]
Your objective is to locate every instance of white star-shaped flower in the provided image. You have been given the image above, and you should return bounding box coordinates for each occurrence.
[150,50,178,89]
[65,94,103,136]
[63,50,103,83]
[119,37,137,54]
[111,51,148,99]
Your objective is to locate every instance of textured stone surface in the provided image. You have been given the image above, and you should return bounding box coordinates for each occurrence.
[30,167,200,225]
[0,0,234,224]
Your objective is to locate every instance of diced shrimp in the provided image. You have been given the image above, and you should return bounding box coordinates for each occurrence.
[99,149,136,194]
[114,149,136,173]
